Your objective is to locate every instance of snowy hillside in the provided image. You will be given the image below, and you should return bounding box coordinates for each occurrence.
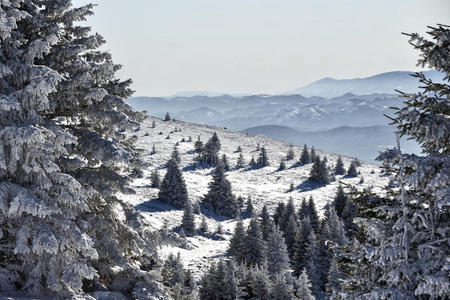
[119,117,389,280]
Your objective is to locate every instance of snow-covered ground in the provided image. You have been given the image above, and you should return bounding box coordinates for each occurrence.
[118,117,389,280]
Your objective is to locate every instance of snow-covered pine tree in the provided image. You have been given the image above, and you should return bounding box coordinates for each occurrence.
[245,218,267,266]
[221,154,230,171]
[310,146,316,162]
[152,119,156,128]
[257,146,270,167]
[300,144,310,164]
[159,157,188,208]
[293,216,312,276]
[246,196,254,217]
[346,160,358,177]
[333,184,347,218]
[338,24,450,299]
[326,258,343,299]
[284,214,299,260]
[271,273,296,300]
[200,215,208,233]
[273,202,285,226]
[266,225,291,275]
[249,156,257,168]
[171,146,181,164]
[309,156,329,184]
[286,144,295,160]
[0,1,162,297]
[321,207,347,246]
[334,155,345,175]
[150,169,161,188]
[249,263,272,300]
[295,269,315,300]
[164,112,171,121]
[181,200,196,235]
[236,153,245,169]
[280,197,296,232]
[202,163,238,217]
[260,204,274,241]
[229,218,246,262]
[298,198,308,220]
[237,145,242,152]
[194,135,203,153]
[305,231,323,298]
[199,132,221,165]
[308,196,320,233]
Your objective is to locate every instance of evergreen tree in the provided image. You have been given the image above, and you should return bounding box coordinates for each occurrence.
[202,163,238,218]
[280,197,296,232]
[237,145,242,152]
[237,195,245,210]
[293,217,312,276]
[229,219,246,262]
[171,146,181,164]
[0,1,160,296]
[249,156,257,168]
[245,218,267,266]
[257,146,270,167]
[217,223,223,235]
[164,112,171,121]
[246,196,254,217]
[236,153,245,169]
[249,264,272,300]
[300,144,310,164]
[295,270,315,300]
[298,198,308,220]
[152,119,156,128]
[260,204,274,241]
[194,136,203,153]
[321,207,347,246]
[326,258,343,299]
[333,184,347,218]
[339,25,450,299]
[159,158,188,208]
[334,155,345,175]
[309,156,330,184]
[150,169,161,188]
[288,182,295,192]
[286,144,295,160]
[199,132,221,165]
[305,231,323,298]
[266,225,291,275]
[221,154,230,171]
[346,160,358,177]
[271,273,296,300]
[310,146,317,162]
[273,202,286,226]
[181,200,196,235]
[284,214,299,260]
[308,196,320,233]
[278,159,286,171]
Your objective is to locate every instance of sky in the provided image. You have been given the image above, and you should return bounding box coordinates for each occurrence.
[73,0,449,97]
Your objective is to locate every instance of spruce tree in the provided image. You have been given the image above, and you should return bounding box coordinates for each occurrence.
[278,159,286,171]
[310,146,317,162]
[200,215,209,233]
[203,163,238,218]
[339,25,450,299]
[305,231,323,298]
[333,184,347,218]
[249,264,272,300]
[271,273,296,300]
[245,218,267,266]
[150,143,157,155]
[293,217,312,276]
[300,144,310,164]
[298,198,308,220]
[246,196,254,217]
[171,146,181,164]
[266,225,291,275]
[286,144,295,160]
[257,146,270,167]
[181,200,196,235]
[346,160,358,177]
[194,136,203,153]
[284,214,299,260]
[164,112,171,121]
[0,1,160,296]
[236,153,245,169]
[229,219,246,262]
[308,196,320,232]
[260,204,274,241]
[296,270,315,300]
[199,132,221,165]
[334,155,345,175]
[152,119,156,128]
[273,202,285,226]
[309,156,329,184]
[159,158,188,208]
[150,169,161,188]
[221,153,230,171]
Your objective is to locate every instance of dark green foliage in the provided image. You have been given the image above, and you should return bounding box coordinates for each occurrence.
[245,218,267,266]
[309,156,330,184]
[273,202,285,226]
[310,146,316,162]
[334,184,347,218]
[150,169,160,188]
[300,144,310,164]
[203,164,238,218]
[286,145,295,160]
[308,196,320,233]
[259,204,274,241]
[181,200,196,235]
[257,146,270,167]
[346,160,358,177]
[246,196,254,217]
[229,219,247,262]
[199,132,221,165]
[159,157,188,208]
[334,156,345,175]
[221,154,230,171]
[164,112,171,121]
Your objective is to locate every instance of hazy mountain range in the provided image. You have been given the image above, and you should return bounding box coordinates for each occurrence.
[128,70,440,162]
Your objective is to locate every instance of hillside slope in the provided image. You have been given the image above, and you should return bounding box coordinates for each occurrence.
[119,117,389,279]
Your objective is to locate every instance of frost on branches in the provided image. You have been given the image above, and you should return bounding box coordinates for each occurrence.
[338,24,450,299]
[0,1,162,298]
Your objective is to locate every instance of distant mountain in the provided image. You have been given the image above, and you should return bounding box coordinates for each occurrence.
[287,70,444,98]
[242,124,421,163]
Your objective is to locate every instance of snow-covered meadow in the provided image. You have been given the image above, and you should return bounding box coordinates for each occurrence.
[118,116,389,279]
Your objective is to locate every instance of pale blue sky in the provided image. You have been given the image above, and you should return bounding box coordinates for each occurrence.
[73,0,449,96]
